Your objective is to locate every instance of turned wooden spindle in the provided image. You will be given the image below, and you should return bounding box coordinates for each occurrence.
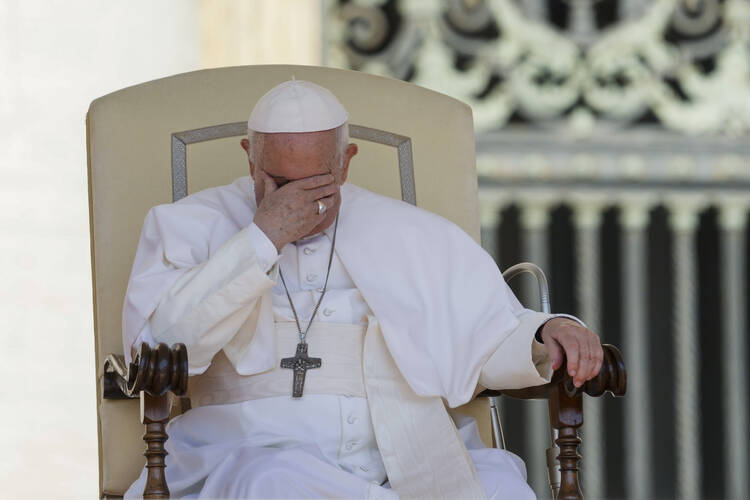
[103,343,188,499]
[478,344,627,500]
[549,379,584,500]
[141,391,173,499]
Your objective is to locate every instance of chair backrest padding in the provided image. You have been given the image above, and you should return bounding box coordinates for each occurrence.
[87,65,484,496]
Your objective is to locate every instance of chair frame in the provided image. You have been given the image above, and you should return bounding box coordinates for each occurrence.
[94,75,626,499]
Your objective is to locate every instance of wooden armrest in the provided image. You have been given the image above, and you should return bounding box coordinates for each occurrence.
[477,344,626,500]
[477,343,626,400]
[102,343,189,499]
[103,342,189,399]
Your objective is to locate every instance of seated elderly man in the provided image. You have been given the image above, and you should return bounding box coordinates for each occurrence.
[123,80,602,499]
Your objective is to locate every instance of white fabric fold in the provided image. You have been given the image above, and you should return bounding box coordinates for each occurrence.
[246,222,279,272]
[149,226,275,374]
[480,311,554,390]
[363,316,487,499]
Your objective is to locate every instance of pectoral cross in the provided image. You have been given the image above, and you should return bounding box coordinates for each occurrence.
[280,342,322,397]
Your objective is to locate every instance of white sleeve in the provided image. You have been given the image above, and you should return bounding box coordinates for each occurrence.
[247,222,280,273]
[479,310,585,390]
[143,223,279,374]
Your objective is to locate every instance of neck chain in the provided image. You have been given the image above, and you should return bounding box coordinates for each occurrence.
[278,216,339,398]
[279,215,339,342]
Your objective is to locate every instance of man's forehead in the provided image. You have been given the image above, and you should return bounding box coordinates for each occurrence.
[260,132,337,165]
[263,129,337,147]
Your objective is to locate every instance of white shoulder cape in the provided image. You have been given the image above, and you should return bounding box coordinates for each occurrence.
[123,177,528,408]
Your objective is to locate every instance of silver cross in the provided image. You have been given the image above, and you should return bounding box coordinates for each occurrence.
[280,342,322,397]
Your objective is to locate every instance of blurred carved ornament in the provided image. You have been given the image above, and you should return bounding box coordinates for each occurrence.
[326,0,750,136]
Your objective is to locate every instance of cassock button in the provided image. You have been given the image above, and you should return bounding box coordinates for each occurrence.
[347,414,358,424]
[306,273,317,282]
[360,465,370,472]
[345,441,358,451]
[323,308,334,317]
[303,247,315,255]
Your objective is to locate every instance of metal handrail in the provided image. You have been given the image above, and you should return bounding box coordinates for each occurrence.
[492,262,560,499]
[502,262,551,314]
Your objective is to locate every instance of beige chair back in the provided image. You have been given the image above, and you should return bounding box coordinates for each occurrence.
[87,65,488,497]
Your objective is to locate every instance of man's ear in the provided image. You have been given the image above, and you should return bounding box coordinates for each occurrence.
[240,138,255,177]
[339,143,358,184]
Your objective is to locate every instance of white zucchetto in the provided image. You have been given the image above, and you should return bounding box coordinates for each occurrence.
[247,79,349,133]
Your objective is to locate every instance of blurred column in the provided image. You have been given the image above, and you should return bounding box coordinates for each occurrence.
[667,195,705,500]
[572,196,605,500]
[519,197,553,498]
[718,197,749,500]
[620,197,654,500]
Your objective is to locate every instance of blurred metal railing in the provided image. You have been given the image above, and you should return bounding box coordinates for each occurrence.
[477,129,750,500]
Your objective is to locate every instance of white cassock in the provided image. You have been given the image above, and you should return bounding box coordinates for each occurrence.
[122,176,575,499]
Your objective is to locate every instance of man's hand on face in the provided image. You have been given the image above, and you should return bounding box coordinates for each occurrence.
[253,169,339,252]
[540,318,603,388]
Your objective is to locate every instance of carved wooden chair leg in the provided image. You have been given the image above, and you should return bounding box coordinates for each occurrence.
[480,344,627,500]
[142,392,174,499]
[103,343,188,500]
[549,380,584,500]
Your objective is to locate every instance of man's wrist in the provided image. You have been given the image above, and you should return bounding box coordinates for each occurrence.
[247,223,280,272]
[253,215,286,252]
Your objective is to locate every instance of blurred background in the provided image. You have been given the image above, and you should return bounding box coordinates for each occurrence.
[2,0,749,498]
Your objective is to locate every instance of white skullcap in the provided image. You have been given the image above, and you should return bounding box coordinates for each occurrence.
[247,78,349,133]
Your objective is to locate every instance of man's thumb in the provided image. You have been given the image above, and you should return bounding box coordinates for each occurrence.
[262,171,277,194]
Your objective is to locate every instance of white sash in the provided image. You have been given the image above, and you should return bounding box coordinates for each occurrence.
[187,321,366,407]
[363,316,487,500]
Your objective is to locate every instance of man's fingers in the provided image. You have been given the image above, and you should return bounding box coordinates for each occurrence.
[306,183,339,201]
[543,318,605,387]
[298,173,335,189]
[260,170,277,195]
[575,336,591,387]
[589,341,604,381]
[309,195,336,219]
[319,194,336,208]
[563,336,580,380]
[547,338,564,371]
